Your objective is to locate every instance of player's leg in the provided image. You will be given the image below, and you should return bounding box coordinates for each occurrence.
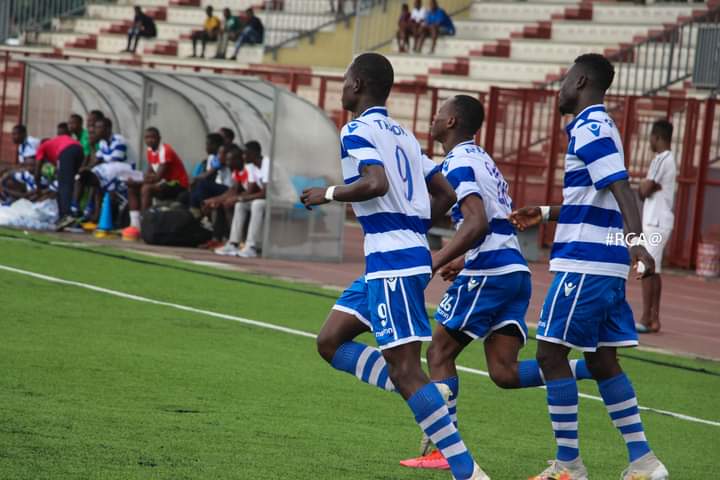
[590,286,667,479]
[317,278,395,393]
[427,325,468,428]
[370,275,485,480]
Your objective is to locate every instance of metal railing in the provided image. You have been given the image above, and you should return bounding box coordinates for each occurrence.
[0,0,110,43]
[541,4,720,96]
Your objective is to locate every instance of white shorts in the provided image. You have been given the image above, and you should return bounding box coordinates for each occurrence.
[643,224,671,273]
[92,162,133,192]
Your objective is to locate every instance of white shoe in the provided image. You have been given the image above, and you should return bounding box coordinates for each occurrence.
[621,452,668,480]
[530,458,589,480]
[419,383,454,455]
[214,243,240,256]
[456,462,490,480]
[237,246,258,258]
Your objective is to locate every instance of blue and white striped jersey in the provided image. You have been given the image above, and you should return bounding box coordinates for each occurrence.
[96,134,128,163]
[341,107,437,280]
[442,141,529,276]
[551,104,630,279]
[17,136,39,164]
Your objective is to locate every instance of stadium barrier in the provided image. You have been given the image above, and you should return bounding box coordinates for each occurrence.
[0,49,717,269]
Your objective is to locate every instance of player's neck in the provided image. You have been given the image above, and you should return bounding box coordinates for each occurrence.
[573,94,605,117]
[353,98,385,117]
[442,134,474,155]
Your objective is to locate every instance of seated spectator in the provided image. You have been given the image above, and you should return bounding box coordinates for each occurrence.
[200,144,247,246]
[396,4,412,53]
[191,6,221,58]
[33,126,83,230]
[122,127,190,240]
[189,133,231,217]
[218,126,237,150]
[125,6,157,54]
[410,0,426,51]
[76,117,133,226]
[417,0,455,54]
[70,110,104,219]
[215,141,268,258]
[12,124,39,168]
[229,8,264,60]
[215,8,241,59]
[68,113,91,158]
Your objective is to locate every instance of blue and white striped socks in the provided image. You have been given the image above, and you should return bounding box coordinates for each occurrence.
[330,341,395,392]
[436,376,459,428]
[546,378,580,461]
[598,373,651,462]
[408,383,476,479]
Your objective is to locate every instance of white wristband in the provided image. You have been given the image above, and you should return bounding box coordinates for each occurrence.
[325,185,337,201]
[540,206,551,223]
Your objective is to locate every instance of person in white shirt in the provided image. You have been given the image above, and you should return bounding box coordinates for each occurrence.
[215,141,268,258]
[638,119,676,333]
[410,0,426,52]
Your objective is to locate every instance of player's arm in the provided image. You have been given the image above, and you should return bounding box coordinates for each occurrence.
[638,178,661,200]
[509,205,561,230]
[301,164,388,209]
[609,179,655,278]
[426,172,456,223]
[431,194,487,273]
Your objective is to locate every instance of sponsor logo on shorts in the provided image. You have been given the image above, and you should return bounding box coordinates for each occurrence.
[467,277,480,292]
[386,277,398,292]
[564,281,577,297]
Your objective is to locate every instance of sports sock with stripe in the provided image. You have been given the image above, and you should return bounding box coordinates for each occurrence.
[435,376,459,428]
[546,377,580,462]
[598,373,651,462]
[330,341,395,392]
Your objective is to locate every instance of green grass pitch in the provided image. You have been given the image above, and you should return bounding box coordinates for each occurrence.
[0,228,719,479]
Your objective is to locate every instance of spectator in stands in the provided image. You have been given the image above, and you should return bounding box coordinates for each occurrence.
[396,4,413,53]
[77,117,132,225]
[190,133,231,216]
[122,127,190,240]
[191,6,221,58]
[125,6,157,54]
[12,124,39,167]
[229,8,264,61]
[215,8,241,59]
[34,128,83,230]
[201,144,247,246]
[410,0,426,52]
[417,0,455,54]
[637,119,677,334]
[68,113,91,158]
[215,140,268,258]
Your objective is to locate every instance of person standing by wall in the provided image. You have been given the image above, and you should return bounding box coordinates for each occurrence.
[637,119,677,334]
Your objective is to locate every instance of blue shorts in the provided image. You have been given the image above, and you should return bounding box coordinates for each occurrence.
[333,275,432,350]
[537,272,638,352]
[435,271,531,342]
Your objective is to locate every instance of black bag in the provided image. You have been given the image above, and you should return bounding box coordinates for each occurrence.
[141,207,211,247]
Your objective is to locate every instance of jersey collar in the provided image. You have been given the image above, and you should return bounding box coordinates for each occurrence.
[359,106,388,117]
[446,139,475,158]
[565,104,606,135]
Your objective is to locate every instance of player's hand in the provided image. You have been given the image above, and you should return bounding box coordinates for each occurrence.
[630,244,655,279]
[300,187,329,210]
[439,256,464,282]
[509,206,542,231]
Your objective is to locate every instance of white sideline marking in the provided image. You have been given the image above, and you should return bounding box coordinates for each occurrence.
[1,263,719,428]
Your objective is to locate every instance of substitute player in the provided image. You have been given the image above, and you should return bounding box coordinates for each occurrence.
[301,53,488,480]
[510,54,668,480]
[399,95,592,471]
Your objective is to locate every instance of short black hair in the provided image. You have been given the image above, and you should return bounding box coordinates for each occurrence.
[245,140,262,156]
[207,132,223,147]
[574,53,615,92]
[57,122,69,132]
[219,127,235,142]
[99,117,113,130]
[351,53,394,103]
[651,119,673,143]
[70,113,83,123]
[12,124,27,134]
[452,95,484,136]
[89,109,104,120]
[225,144,244,157]
[145,126,160,136]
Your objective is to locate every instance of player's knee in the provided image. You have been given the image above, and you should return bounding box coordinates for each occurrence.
[488,364,516,389]
[315,331,338,364]
[536,348,565,375]
[426,342,450,370]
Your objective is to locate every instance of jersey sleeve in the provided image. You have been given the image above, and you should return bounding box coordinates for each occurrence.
[573,121,628,190]
[35,142,47,162]
[444,156,481,203]
[340,121,383,174]
[421,154,442,182]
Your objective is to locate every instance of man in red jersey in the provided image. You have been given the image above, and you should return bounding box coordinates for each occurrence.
[122,127,189,240]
